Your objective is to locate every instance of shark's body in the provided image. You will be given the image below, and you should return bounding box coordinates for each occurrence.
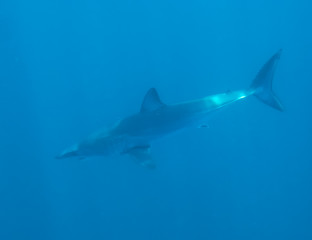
[57,50,283,167]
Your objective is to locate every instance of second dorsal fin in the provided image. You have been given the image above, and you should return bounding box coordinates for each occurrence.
[140,88,165,112]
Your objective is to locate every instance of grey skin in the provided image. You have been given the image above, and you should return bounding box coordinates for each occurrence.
[57,50,283,167]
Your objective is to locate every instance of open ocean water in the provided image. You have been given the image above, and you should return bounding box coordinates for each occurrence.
[0,0,311,239]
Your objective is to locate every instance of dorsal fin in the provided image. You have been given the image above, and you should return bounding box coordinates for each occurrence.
[140,88,165,112]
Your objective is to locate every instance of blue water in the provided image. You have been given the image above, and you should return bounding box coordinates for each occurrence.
[1,0,311,239]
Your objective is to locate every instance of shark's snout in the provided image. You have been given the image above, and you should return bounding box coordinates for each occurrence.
[55,144,79,159]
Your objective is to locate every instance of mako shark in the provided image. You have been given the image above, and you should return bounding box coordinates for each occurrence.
[57,50,283,167]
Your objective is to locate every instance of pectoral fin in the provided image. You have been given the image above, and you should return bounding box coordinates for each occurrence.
[125,146,156,169]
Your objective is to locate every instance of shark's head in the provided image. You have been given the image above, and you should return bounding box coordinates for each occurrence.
[56,120,128,160]
[55,143,80,159]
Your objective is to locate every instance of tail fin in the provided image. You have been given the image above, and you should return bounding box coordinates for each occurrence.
[250,49,284,111]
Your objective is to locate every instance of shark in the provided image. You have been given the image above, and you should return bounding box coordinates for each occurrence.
[56,50,283,167]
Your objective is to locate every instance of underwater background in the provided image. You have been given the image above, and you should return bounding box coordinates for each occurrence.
[1,0,311,239]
